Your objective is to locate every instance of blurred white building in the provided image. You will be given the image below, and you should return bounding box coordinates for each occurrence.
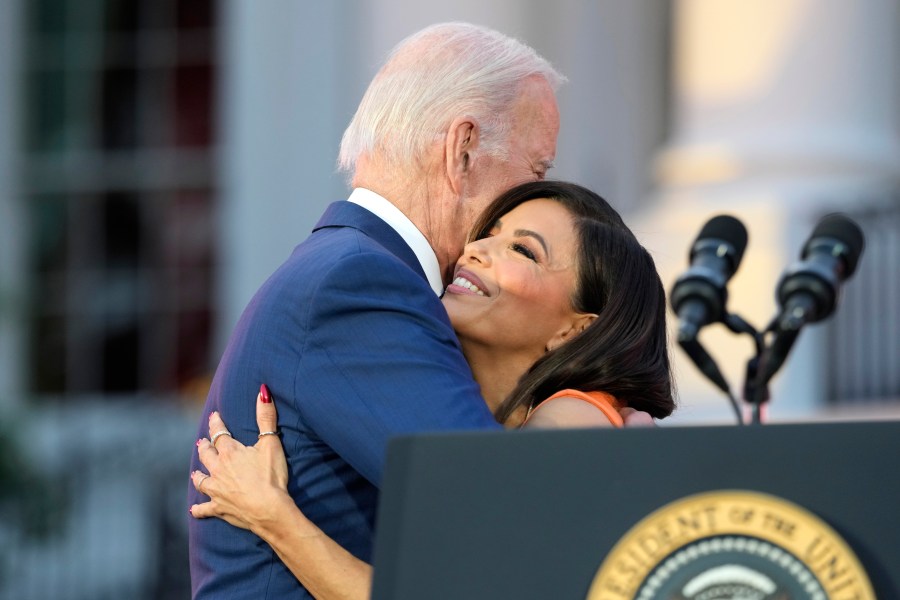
[0,1,897,597]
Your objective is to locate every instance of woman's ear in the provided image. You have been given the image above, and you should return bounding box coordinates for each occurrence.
[445,117,479,195]
[546,312,598,352]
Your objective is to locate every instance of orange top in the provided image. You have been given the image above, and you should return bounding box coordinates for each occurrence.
[523,389,624,428]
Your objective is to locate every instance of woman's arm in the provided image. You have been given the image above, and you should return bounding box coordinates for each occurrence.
[247,492,372,600]
[190,389,372,600]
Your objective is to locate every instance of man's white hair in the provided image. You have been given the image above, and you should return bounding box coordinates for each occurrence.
[337,22,565,179]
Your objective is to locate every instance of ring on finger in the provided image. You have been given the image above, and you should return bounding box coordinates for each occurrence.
[196,473,210,492]
[211,430,233,447]
[258,430,279,439]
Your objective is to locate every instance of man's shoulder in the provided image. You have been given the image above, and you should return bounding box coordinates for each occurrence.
[246,224,437,327]
[280,224,424,285]
[297,219,398,258]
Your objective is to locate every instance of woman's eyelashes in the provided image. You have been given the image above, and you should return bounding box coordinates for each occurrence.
[510,241,537,261]
[479,224,542,262]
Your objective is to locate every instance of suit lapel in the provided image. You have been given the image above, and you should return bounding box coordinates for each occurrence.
[313,201,428,282]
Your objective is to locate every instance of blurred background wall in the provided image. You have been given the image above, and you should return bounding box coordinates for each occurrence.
[0,0,896,597]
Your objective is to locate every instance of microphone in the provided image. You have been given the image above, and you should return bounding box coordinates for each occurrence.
[774,213,864,332]
[754,214,865,393]
[670,215,749,342]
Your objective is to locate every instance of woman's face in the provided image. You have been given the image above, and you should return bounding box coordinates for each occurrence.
[443,198,590,359]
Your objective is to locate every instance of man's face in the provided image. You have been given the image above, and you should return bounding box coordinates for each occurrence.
[456,77,561,259]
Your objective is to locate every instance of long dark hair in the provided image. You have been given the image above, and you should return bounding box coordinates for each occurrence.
[467,181,676,422]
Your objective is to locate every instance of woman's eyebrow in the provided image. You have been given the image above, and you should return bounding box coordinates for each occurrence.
[513,229,548,255]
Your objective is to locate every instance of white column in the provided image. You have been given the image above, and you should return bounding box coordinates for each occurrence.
[215,1,359,353]
[0,0,25,409]
[637,0,900,423]
[544,1,669,214]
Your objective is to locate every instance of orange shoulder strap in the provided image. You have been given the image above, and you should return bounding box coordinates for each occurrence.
[527,389,624,428]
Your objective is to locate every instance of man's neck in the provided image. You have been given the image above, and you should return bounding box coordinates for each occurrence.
[354,158,455,285]
[348,188,444,296]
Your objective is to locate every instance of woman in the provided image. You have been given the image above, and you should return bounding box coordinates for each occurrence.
[191,180,674,598]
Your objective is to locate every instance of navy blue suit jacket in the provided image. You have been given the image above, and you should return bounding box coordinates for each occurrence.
[189,201,500,598]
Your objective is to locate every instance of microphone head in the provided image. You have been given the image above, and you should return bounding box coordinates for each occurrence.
[803,213,865,277]
[692,214,749,268]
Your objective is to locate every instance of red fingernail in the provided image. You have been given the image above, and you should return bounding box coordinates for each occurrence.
[196,439,202,447]
[189,506,194,516]
[260,384,272,403]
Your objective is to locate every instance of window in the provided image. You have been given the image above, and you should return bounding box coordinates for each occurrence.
[24,0,218,397]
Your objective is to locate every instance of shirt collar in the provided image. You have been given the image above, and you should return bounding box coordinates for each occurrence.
[347,188,444,296]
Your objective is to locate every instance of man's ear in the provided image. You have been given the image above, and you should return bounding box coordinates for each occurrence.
[445,117,479,195]
[546,312,598,352]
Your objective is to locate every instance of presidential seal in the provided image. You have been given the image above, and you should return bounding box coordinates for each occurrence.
[586,490,874,600]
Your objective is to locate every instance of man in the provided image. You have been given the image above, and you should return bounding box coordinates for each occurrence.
[189,22,564,598]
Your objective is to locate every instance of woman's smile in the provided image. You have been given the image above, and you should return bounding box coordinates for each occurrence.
[447,269,490,297]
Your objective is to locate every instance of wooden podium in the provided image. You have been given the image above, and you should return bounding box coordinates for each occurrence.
[371,421,900,599]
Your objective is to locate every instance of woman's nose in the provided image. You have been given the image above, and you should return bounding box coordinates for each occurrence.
[463,239,491,265]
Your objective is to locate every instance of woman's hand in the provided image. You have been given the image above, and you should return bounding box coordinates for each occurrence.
[190,385,374,599]
[190,384,290,534]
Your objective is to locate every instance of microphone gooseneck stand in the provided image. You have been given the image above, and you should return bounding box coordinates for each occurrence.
[678,312,764,426]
